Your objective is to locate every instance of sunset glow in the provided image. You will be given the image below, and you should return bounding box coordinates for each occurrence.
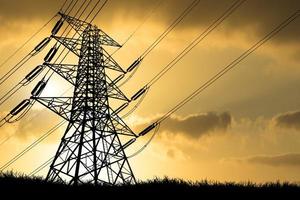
[0,0,299,183]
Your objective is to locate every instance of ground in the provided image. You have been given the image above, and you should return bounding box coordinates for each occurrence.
[0,172,299,198]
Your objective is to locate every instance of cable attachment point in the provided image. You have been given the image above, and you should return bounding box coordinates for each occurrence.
[1,99,35,125]
[126,57,143,73]
[114,103,129,114]
[138,122,159,137]
[31,80,47,97]
[116,138,136,154]
[22,65,46,86]
[32,37,52,56]
[131,85,148,102]
[51,18,64,36]
[44,45,59,63]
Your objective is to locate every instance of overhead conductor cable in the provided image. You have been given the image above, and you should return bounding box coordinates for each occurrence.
[131,9,300,158]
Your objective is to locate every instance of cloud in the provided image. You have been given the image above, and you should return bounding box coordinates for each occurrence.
[226,153,300,167]
[1,0,299,44]
[274,111,300,130]
[0,0,60,21]
[156,112,231,138]
[0,109,62,142]
[165,148,188,161]
[16,110,61,140]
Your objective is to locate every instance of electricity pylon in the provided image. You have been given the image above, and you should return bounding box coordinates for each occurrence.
[33,13,137,185]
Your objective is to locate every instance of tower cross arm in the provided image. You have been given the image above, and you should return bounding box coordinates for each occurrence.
[31,97,73,121]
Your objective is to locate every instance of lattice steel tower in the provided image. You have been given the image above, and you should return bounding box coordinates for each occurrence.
[32,13,137,185]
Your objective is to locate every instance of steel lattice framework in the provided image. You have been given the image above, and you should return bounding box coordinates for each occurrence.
[33,13,137,185]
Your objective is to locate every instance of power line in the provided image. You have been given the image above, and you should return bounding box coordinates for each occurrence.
[0,83,73,147]
[0,15,56,70]
[0,120,66,172]
[157,10,300,124]
[0,0,71,71]
[42,1,137,184]
[117,65,139,87]
[60,0,70,12]
[83,0,103,22]
[46,0,102,82]
[118,0,199,87]
[39,0,98,89]
[48,0,109,72]
[119,0,245,117]
[30,157,53,176]
[0,84,23,107]
[0,0,246,165]
[147,0,246,87]
[53,0,102,63]
[90,0,109,23]
[110,0,164,57]
[122,0,164,47]
[0,0,87,108]
[0,0,82,86]
[64,0,80,16]
[0,0,113,174]
[0,0,108,135]
[127,10,300,159]
[128,123,160,158]
[29,135,80,176]
[0,0,89,134]
[26,116,157,176]
[122,87,149,118]
[1,0,298,182]
[140,0,201,59]
[51,0,93,64]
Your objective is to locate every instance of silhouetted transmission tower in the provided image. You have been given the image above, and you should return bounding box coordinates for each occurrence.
[1,0,296,188]
[34,13,138,185]
[0,1,158,185]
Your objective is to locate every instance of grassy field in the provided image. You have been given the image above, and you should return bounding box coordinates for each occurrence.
[0,172,299,197]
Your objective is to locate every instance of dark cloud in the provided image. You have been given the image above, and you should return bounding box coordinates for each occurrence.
[0,0,60,22]
[229,153,300,167]
[158,112,231,138]
[0,0,299,44]
[274,111,300,130]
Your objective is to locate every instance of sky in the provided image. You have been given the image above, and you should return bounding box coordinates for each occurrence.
[0,0,300,183]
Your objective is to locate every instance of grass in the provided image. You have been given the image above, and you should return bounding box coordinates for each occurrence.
[0,172,299,197]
